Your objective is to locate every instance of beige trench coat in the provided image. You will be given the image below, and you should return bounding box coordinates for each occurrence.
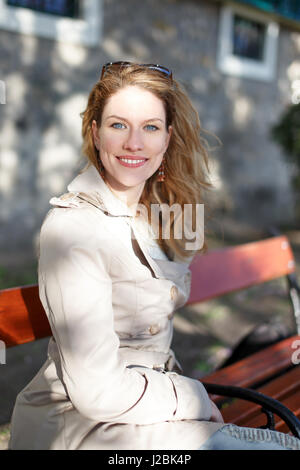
[9,165,224,450]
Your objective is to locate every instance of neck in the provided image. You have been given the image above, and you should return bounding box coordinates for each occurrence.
[104,177,145,213]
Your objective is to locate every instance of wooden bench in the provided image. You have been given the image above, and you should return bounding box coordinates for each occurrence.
[187,234,300,437]
[1,234,300,437]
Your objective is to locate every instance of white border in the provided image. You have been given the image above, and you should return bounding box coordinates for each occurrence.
[0,0,102,47]
[217,3,279,82]
[0,80,6,104]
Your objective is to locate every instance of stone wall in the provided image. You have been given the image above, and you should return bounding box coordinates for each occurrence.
[0,0,299,267]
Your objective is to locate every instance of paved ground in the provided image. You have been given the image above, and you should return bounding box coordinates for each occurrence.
[1,222,299,450]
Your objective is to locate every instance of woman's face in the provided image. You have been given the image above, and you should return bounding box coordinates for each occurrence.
[92,85,172,198]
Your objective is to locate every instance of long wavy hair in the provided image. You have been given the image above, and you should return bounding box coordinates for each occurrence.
[80,64,215,261]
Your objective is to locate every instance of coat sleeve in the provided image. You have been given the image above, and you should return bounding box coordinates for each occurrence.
[38,208,212,425]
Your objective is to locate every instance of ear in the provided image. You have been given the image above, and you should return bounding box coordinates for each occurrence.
[92,120,100,150]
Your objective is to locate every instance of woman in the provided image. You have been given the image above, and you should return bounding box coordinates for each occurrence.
[9,62,300,450]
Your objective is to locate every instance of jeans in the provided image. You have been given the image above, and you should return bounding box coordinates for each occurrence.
[199,424,300,450]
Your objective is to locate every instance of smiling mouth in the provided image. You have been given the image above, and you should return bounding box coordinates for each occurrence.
[116,157,148,168]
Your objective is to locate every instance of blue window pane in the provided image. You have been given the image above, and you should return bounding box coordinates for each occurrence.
[233,14,266,61]
[6,0,80,18]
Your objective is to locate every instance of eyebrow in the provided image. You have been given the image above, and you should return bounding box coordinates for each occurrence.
[105,115,164,123]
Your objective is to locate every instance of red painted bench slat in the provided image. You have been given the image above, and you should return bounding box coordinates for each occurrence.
[188,235,295,304]
[241,393,300,433]
[220,364,300,426]
[203,335,299,394]
[0,285,51,347]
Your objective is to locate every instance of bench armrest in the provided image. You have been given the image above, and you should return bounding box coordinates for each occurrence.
[202,382,300,439]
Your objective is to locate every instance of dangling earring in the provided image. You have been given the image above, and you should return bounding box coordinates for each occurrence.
[157,157,166,182]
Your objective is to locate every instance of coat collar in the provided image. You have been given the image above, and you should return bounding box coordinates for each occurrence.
[67,165,136,217]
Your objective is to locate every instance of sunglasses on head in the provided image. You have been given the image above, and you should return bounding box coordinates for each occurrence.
[100,61,173,80]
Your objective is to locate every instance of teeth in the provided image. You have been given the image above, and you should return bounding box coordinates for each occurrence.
[119,158,145,164]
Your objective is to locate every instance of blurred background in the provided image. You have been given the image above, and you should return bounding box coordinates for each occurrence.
[1,0,300,448]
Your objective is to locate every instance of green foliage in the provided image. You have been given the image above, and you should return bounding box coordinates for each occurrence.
[194,359,212,374]
[271,103,300,190]
[0,264,38,289]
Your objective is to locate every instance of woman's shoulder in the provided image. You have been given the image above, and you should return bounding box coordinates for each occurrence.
[40,192,109,245]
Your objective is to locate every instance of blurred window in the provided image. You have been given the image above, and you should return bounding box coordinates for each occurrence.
[6,0,80,18]
[0,0,101,46]
[217,4,279,82]
[233,14,266,61]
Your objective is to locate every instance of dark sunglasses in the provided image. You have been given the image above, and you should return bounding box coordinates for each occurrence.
[100,61,173,80]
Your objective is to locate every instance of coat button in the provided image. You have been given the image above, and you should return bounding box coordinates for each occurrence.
[149,324,160,335]
[170,285,178,300]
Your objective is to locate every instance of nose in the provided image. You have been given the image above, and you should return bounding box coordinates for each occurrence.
[123,129,144,152]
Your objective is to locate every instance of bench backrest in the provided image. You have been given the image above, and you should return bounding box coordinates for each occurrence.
[0,284,50,348]
[188,235,295,304]
[0,235,296,348]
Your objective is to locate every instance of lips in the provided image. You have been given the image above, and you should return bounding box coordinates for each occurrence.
[116,156,148,168]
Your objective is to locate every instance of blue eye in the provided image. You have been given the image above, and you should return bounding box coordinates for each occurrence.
[145,124,158,131]
[112,122,126,129]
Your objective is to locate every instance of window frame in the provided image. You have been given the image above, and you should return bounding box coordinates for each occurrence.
[217,2,279,82]
[0,0,102,47]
